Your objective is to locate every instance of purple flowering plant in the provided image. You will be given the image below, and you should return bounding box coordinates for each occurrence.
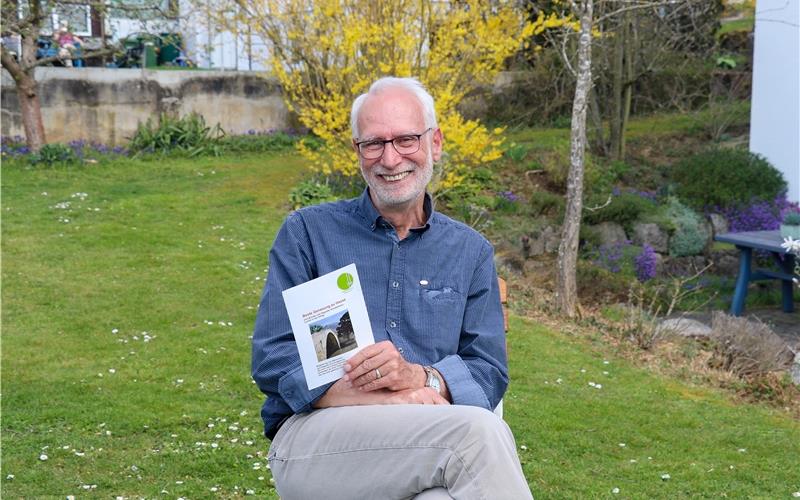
[2,135,129,164]
[494,190,520,214]
[635,244,658,282]
[710,192,799,233]
[588,240,632,274]
[1,135,30,157]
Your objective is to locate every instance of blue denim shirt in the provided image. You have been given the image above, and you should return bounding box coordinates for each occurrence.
[252,189,508,438]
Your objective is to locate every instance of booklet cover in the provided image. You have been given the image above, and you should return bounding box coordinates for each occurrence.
[282,263,375,390]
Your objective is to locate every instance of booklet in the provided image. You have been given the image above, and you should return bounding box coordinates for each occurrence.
[282,263,375,390]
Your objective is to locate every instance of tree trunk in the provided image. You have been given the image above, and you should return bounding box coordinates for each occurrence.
[17,73,47,152]
[609,14,624,161]
[588,86,607,156]
[556,0,593,318]
[1,35,47,152]
[619,10,635,161]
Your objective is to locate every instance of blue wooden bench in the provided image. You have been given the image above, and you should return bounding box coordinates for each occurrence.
[714,230,797,316]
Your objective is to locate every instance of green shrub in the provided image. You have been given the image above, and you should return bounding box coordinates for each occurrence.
[527,145,570,191]
[288,179,338,209]
[439,166,496,208]
[579,224,602,248]
[576,259,631,304]
[504,143,528,163]
[530,146,605,195]
[783,212,800,226]
[129,113,224,157]
[549,115,572,129]
[663,198,709,257]
[583,192,659,232]
[586,160,632,196]
[671,149,786,210]
[28,143,78,166]
[449,199,493,231]
[529,189,564,217]
[300,134,325,151]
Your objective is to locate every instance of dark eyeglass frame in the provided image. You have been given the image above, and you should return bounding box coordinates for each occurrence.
[354,128,433,160]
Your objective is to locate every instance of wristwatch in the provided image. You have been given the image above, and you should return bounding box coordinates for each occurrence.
[423,366,443,395]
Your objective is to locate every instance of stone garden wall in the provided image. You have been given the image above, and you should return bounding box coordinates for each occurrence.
[1,68,291,145]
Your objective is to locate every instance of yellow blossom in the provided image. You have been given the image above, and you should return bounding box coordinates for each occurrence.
[211,0,558,194]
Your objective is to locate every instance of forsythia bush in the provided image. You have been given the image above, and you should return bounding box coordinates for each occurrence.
[215,0,563,194]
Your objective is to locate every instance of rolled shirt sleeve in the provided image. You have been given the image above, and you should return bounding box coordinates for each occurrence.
[433,242,508,410]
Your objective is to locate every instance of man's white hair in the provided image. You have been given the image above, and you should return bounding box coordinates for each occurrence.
[350,77,437,139]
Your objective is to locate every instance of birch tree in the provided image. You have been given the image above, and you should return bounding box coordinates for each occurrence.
[555,0,593,318]
[539,0,721,160]
[553,0,721,316]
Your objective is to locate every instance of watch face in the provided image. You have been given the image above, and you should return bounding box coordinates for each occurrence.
[425,368,441,393]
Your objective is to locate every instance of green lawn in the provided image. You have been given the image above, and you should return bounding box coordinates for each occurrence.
[2,153,799,498]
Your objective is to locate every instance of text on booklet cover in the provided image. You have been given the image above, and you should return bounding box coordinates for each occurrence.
[282,263,375,390]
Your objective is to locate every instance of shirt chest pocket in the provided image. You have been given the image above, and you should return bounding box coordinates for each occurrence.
[417,283,466,338]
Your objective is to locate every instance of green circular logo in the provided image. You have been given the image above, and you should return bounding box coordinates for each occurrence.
[337,272,354,291]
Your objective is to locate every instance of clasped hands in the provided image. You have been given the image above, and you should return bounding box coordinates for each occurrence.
[314,341,449,408]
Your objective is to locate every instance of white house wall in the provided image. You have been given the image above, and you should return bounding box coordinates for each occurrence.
[107,17,180,41]
[749,0,800,203]
[101,1,269,71]
[178,0,269,71]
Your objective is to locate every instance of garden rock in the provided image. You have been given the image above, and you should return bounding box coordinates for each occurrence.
[791,352,800,386]
[710,249,739,276]
[593,222,628,246]
[656,318,712,338]
[542,226,560,253]
[708,213,729,236]
[523,226,560,256]
[631,222,669,253]
[495,248,525,276]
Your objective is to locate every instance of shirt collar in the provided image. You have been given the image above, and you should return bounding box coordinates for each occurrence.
[358,188,433,233]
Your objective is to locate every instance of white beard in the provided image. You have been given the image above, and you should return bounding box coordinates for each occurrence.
[361,147,433,208]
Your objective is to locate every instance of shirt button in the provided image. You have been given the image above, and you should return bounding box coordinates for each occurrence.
[392,281,399,288]
[398,347,404,354]
[390,321,397,328]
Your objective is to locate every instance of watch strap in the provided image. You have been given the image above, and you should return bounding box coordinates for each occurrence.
[423,366,442,395]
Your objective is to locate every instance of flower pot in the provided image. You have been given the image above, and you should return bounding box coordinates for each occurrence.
[780,223,800,239]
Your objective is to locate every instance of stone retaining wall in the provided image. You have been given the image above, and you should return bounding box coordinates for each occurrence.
[1,68,291,145]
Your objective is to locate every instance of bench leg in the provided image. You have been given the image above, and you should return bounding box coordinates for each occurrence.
[731,247,752,316]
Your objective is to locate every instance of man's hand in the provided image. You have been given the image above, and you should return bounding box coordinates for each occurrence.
[314,379,449,408]
[343,340,426,392]
[386,387,450,405]
[313,377,393,408]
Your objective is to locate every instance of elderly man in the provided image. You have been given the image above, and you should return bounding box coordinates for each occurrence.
[252,77,532,499]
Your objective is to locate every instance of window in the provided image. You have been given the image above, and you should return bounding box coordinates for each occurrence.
[16,1,92,36]
[54,4,91,35]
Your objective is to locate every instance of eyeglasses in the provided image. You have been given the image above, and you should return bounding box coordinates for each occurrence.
[355,128,433,160]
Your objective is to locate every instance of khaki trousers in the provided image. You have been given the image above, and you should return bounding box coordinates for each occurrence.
[268,404,533,500]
